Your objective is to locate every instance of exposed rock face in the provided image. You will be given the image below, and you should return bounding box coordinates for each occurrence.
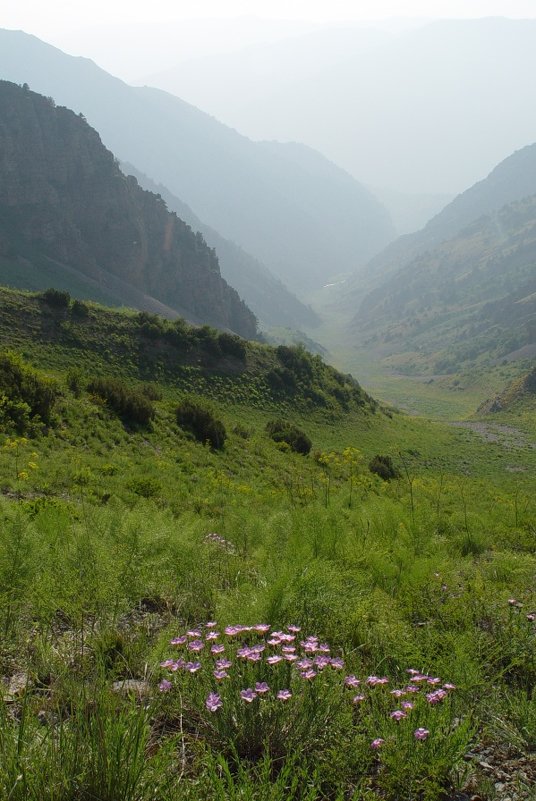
[0,80,257,338]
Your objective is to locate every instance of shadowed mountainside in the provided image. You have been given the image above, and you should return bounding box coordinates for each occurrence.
[0,81,257,338]
[122,163,319,330]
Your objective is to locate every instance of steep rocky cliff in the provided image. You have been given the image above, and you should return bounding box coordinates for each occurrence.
[0,80,257,338]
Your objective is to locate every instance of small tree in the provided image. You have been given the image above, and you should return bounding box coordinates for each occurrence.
[368,454,398,481]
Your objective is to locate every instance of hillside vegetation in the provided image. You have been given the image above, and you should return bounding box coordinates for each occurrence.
[0,286,534,800]
[351,195,536,377]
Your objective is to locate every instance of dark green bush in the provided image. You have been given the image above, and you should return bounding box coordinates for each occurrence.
[71,299,89,318]
[88,377,155,427]
[66,369,84,398]
[136,311,166,339]
[276,345,313,378]
[525,367,536,393]
[266,419,312,455]
[368,454,399,481]
[194,326,222,359]
[41,288,71,309]
[140,383,163,401]
[127,477,161,498]
[0,351,56,432]
[176,398,226,450]
[218,332,246,361]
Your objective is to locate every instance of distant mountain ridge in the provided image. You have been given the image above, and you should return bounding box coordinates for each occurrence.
[146,18,536,197]
[349,193,536,375]
[0,80,257,338]
[122,163,319,330]
[0,29,395,295]
[345,141,536,307]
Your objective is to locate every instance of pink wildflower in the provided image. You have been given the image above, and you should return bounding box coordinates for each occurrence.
[390,710,407,721]
[267,655,283,665]
[213,669,228,680]
[171,636,187,645]
[414,728,429,740]
[255,682,270,694]
[211,644,225,654]
[371,738,384,749]
[159,679,172,692]
[188,640,204,652]
[300,669,317,680]
[277,689,292,701]
[206,692,222,712]
[426,689,447,704]
[352,694,365,704]
[345,675,361,688]
[240,688,257,703]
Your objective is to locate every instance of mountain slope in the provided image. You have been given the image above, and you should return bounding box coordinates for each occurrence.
[122,163,319,330]
[349,194,536,376]
[0,80,257,338]
[344,141,536,307]
[0,29,394,295]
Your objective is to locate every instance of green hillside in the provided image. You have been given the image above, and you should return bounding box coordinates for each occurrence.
[0,286,534,800]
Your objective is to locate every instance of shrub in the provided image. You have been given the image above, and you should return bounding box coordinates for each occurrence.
[127,477,161,498]
[41,288,71,309]
[88,377,155,427]
[369,454,399,481]
[0,351,56,432]
[266,419,312,455]
[71,299,89,318]
[194,326,222,359]
[66,369,84,397]
[218,332,246,361]
[140,383,163,401]
[525,367,536,393]
[176,398,226,450]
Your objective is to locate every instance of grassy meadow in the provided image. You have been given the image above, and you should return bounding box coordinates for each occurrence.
[0,288,534,800]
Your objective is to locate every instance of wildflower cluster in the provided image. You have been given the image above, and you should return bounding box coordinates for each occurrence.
[157,622,457,754]
[203,532,235,553]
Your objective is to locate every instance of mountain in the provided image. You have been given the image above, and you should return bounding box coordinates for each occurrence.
[349,194,536,376]
[0,29,395,295]
[478,364,536,414]
[343,141,536,306]
[122,163,319,330]
[145,18,536,197]
[0,80,257,338]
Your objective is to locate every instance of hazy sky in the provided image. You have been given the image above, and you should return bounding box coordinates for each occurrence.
[4,0,536,35]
